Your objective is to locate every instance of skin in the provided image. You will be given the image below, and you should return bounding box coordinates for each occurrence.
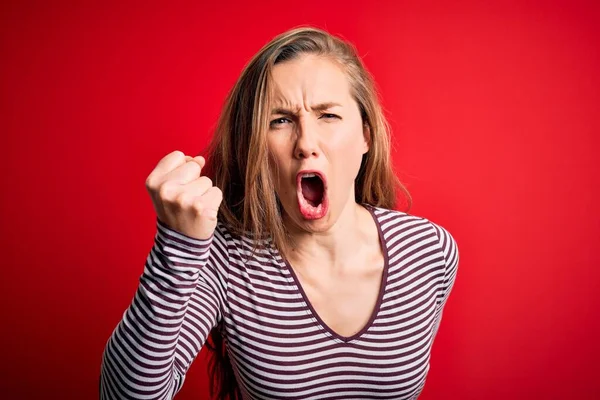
[267,54,385,337]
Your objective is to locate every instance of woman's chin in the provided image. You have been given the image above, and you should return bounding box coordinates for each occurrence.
[283,204,333,234]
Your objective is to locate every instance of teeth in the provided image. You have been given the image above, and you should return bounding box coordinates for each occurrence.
[302,173,316,178]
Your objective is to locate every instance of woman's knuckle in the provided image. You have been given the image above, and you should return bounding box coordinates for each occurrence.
[200,176,213,187]
[174,191,190,206]
[145,175,155,191]
[191,201,204,215]
[158,183,175,201]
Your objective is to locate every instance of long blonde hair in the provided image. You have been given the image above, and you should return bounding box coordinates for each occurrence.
[204,26,412,258]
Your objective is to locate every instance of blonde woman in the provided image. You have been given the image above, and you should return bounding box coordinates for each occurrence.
[100,26,459,400]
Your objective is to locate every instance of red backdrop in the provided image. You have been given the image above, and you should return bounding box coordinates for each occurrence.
[1,1,599,399]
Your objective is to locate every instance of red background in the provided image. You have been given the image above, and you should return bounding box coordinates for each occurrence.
[1,1,599,399]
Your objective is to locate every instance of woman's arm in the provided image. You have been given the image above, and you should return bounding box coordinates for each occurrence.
[431,221,459,310]
[425,220,459,341]
[99,218,229,400]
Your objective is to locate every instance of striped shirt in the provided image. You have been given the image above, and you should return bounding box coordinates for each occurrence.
[100,205,459,399]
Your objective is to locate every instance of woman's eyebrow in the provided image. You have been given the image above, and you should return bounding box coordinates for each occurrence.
[312,102,342,111]
[271,102,342,115]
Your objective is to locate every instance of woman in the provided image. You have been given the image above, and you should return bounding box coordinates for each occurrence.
[100,26,459,400]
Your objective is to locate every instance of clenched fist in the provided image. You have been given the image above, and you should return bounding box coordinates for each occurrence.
[145,150,223,240]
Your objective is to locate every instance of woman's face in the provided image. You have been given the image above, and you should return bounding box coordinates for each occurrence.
[267,54,369,233]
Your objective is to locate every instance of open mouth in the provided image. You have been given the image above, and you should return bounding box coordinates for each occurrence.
[301,174,324,206]
[296,171,328,219]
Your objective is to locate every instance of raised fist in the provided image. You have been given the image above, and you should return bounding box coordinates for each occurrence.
[145,150,223,240]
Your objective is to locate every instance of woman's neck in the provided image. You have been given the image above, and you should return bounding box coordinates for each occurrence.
[283,201,374,271]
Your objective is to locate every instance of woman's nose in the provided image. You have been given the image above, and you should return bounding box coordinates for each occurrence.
[293,119,320,159]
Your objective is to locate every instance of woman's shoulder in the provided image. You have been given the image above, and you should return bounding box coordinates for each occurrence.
[365,204,436,229]
[366,204,458,252]
[368,205,459,284]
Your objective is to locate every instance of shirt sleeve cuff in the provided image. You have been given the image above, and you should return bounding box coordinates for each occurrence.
[155,217,214,258]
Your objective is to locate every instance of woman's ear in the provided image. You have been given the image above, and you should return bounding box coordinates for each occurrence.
[362,123,371,154]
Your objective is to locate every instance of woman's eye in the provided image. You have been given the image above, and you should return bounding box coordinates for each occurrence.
[270,118,291,127]
[321,113,340,120]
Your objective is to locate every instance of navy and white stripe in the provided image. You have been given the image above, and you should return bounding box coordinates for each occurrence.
[100,205,459,399]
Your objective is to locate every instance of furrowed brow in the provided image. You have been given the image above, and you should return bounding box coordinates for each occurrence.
[271,108,298,116]
[271,102,342,115]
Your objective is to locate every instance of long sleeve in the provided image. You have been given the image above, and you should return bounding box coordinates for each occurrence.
[431,221,459,309]
[428,220,459,339]
[99,219,230,400]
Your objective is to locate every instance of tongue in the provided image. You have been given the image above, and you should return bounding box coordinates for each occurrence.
[301,177,323,204]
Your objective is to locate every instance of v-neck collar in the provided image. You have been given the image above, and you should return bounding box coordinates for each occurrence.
[279,204,390,343]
